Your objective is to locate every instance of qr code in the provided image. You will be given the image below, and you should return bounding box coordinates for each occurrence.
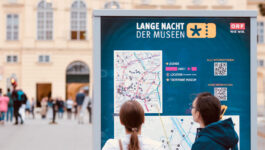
[214,62,227,76]
[214,87,227,101]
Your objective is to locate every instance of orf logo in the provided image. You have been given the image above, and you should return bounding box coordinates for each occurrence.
[230,23,245,30]
[187,23,216,38]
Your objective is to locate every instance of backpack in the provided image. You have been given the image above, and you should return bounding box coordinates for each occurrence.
[17,90,24,101]
[17,90,27,103]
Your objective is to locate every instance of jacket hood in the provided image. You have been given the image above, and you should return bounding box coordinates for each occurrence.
[198,118,239,148]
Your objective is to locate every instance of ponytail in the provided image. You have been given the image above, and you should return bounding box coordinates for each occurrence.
[119,101,144,150]
[128,128,140,150]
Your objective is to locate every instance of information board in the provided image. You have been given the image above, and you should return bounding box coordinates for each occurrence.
[93,10,257,150]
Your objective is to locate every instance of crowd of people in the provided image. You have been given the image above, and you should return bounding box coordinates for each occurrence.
[0,82,92,125]
[40,87,92,124]
[0,82,30,125]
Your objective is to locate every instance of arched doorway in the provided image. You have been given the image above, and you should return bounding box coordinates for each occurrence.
[66,61,90,101]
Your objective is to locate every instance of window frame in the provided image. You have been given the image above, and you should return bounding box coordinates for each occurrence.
[6,55,18,63]
[257,21,264,44]
[8,0,17,3]
[6,14,19,41]
[70,0,87,41]
[37,1,53,41]
[166,0,176,5]
[38,55,50,63]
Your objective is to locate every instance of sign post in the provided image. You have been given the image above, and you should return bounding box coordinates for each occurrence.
[93,10,257,150]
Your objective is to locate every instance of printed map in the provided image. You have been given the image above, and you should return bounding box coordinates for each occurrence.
[114,50,163,113]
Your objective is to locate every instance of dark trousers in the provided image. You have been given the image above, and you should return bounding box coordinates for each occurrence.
[52,108,56,123]
[87,107,92,123]
[31,106,35,119]
[14,102,22,124]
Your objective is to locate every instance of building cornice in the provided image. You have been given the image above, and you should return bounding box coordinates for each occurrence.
[248,1,265,5]
[186,5,208,9]
[212,5,233,9]
[2,3,24,8]
[160,5,182,9]
[133,4,158,9]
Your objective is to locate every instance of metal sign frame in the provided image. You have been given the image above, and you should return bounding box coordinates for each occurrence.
[92,10,257,150]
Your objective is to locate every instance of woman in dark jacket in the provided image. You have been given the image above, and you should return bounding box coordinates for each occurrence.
[191,92,238,150]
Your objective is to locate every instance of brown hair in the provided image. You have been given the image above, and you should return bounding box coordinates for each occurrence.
[195,92,221,126]
[120,100,145,150]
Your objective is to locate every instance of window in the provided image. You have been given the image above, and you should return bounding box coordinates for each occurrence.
[71,0,87,40]
[217,0,228,5]
[104,1,120,9]
[141,0,151,5]
[258,59,264,67]
[38,55,50,63]
[6,14,19,41]
[192,0,202,5]
[6,55,18,63]
[258,21,264,44]
[37,1,53,40]
[8,0,17,3]
[13,55,18,62]
[166,0,176,5]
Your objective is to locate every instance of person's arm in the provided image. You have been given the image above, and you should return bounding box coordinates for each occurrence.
[102,139,117,150]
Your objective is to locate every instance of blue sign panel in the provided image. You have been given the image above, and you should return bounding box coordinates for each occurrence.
[101,17,250,150]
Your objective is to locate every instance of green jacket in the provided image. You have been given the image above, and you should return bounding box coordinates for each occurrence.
[7,92,13,107]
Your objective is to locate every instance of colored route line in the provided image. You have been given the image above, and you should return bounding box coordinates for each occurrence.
[176,119,193,145]
[143,74,157,98]
[156,72,162,107]
[120,54,160,69]
[171,118,192,148]
[135,65,161,112]
[156,105,172,150]
[134,52,146,70]
[176,118,193,147]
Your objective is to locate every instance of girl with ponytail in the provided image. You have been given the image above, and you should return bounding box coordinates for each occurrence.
[103,100,162,150]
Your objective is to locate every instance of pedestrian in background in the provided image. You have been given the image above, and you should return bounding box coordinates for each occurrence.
[83,87,92,124]
[66,97,74,120]
[57,98,64,119]
[41,97,47,119]
[18,90,28,123]
[12,83,27,125]
[76,90,85,124]
[6,88,13,122]
[50,98,59,124]
[25,98,31,119]
[79,87,90,124]
[47,98,53,120]
[74,102,78,120]
[0,88,9,125]
[31,97,35,119]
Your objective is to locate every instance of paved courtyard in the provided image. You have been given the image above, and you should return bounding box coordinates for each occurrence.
[0,117,92,150]
[258,117,265,150]
[1,115,265,150]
